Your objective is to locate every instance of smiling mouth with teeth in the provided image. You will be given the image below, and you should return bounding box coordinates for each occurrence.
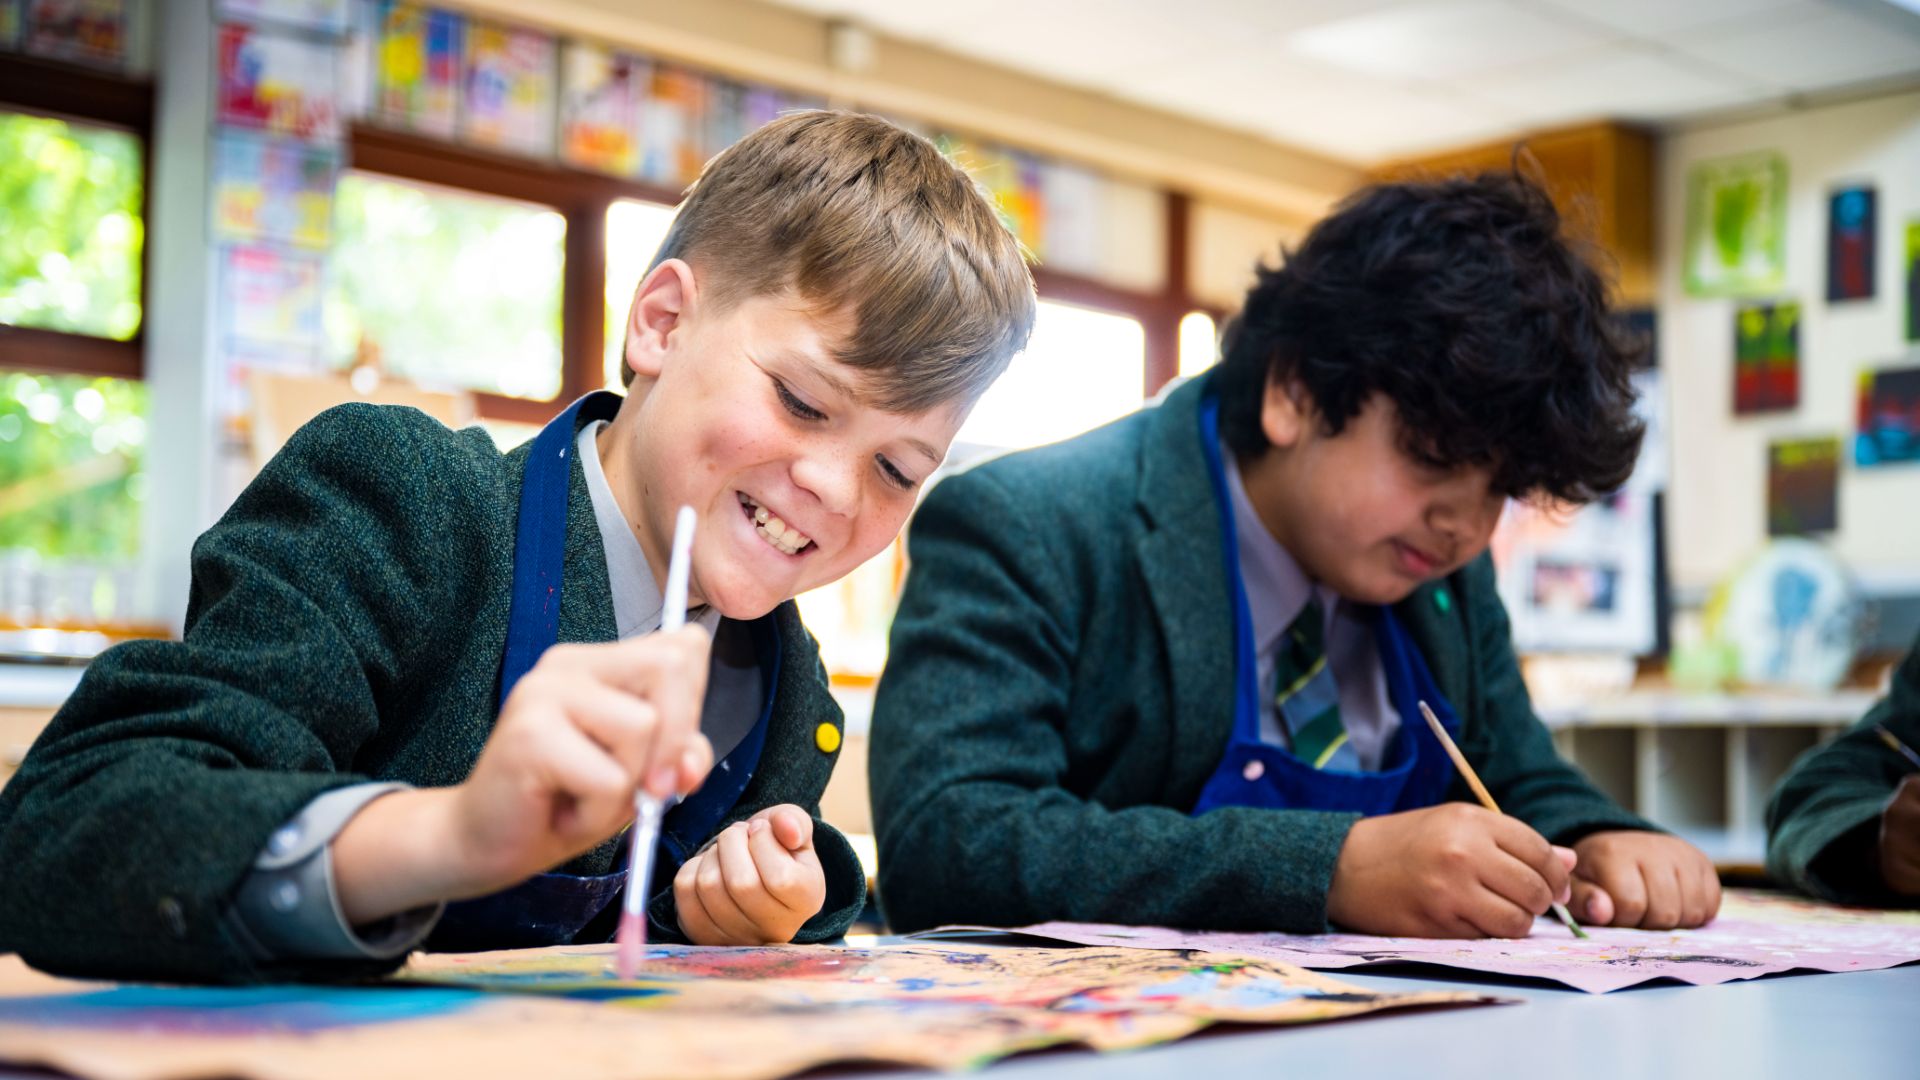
[736,492,814,556]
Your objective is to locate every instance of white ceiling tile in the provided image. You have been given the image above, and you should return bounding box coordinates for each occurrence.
[1667,4,1920,91]
[1528,0,1813,39]
[1286,0,1618,81]
[1457,44,1771,125]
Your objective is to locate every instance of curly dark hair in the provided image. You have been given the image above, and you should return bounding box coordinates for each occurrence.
[1213,171,1646,504]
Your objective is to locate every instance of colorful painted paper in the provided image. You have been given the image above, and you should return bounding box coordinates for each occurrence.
[219,245,325,359]
[459,20,556,157]
[216,0,350,35]
[924,889,1920,995]
[639,64,708,187]
[1684,152,1787,298]
[374,1,461,137]
[1855,365,1920,467]
[217,22,342,142]
[1827,186,1876,302]
[0,944,1491,1080]
[559,41,646,178]
[1491,490,1660,654]
[212,130,339,251]
[1733,300,1799,414]
[1767,436,1839,536]
[700,79,791,163]
[23,0,124,69]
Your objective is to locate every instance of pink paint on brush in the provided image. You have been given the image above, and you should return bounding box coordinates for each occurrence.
[615,911,646,981]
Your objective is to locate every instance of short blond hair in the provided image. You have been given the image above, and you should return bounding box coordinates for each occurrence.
[623,111,1035,411]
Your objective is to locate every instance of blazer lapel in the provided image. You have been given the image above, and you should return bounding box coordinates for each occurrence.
[1134,377,1240,800]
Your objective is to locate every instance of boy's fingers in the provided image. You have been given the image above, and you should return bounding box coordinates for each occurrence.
[746,816,806,907]
[1477,848,1555,920]
[1458,883,1537,939]
[1489,818,1567,897]
[695,842,760,943]
[676,735,715,795]
[1589,856,1647,925]
[559,683,659,779]
[1571,878,1614,925]
[1640,863,1684,930]
[674,860,723,945]
[533,719,633,835]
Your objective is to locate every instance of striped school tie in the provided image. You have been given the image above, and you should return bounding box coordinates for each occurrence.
[1274,597,1355,770]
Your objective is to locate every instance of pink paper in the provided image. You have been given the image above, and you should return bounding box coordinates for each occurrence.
[924,889,1920,994]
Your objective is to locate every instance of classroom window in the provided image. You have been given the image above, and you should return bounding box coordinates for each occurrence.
[0,109,144,342]
[602,197,678,389]
[956,299,1146,452]
[0,371,148,629]
[1178,310,1218,378]
[327,171,566,400]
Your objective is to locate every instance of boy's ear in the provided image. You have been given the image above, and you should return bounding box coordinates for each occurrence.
[625,259,695,381]
[1258,372,1313,449]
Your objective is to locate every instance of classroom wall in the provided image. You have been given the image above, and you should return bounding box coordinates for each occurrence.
[1189,201,1305,312]
[1660,89,1920,594]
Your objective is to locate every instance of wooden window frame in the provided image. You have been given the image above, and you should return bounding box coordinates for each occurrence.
[0,57,155,380]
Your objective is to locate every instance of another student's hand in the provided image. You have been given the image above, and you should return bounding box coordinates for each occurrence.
[674,805,826,945]
[1878,775,1920,896]
[1326,803,1574,938]
[1567,830,1720,929]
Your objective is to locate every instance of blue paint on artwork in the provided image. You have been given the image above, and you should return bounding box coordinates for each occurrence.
[0,985,485,1034]
[896,978,936,991]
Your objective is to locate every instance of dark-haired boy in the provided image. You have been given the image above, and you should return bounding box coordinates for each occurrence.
[0,111,1036,982]
[870,174,1719,938]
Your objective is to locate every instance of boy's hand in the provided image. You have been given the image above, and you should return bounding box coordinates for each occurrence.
[1878,775,1920,896]
[1327,803,1574,938]
[674,805,826,945]
[1568,830,1720,929]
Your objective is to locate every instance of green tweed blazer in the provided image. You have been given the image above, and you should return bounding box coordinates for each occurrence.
[869,373,1653,934]
[1766,633,1920,906]
[0,403,864,983]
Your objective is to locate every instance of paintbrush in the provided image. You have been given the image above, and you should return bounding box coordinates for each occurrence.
[616,504,698,980]
[1875,724,1920,772]
[1417,699,1589,940]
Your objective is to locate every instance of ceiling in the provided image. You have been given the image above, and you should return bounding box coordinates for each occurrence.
[763,0,1920,164]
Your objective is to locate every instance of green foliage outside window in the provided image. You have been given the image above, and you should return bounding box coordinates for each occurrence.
[0,110,145,340]
[0,372,147,560]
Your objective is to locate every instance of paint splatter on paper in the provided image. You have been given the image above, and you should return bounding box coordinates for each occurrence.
[921,889,1920,994]
[0,944,1491,1080]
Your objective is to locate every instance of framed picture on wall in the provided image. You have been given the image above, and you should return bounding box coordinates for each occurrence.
[1684,151,1787,298]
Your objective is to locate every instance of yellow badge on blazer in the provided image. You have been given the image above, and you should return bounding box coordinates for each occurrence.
[815,722,842,754]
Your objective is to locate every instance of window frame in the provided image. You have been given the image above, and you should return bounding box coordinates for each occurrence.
[0,56,155,380]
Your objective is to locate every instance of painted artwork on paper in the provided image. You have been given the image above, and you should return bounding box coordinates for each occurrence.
[211,130,339,250]
[0,944,1491,1080]
[926,889,1920,994]
[23,0,124,69]
[1907,220,1920,341]
[1684,152,1787,298]
[0,1,22,50]
[1766,436,1839,536]
[1826,185,1875,302]
[219,244,325,367]
[217,22,342,142]
[1855,365,1920,468]
[460,20,556,158]
[559,40,646,179]
[374,0,461,137]
[638,64,708,187]
[216,0,351,36]
[1733,300,1799,415]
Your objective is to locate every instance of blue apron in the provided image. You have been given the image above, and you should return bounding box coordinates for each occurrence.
[1189,395,1462,818]
[427,391,777,951]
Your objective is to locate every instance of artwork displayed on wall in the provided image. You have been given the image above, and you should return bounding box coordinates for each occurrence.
[558,41,646,179]
[219,245,326,366]
[1825,186,1876,302]
[1733,300,1800,415]
[1684,151,1787,298]
[211,130,340,251]
[374,0,461,138]
[1766,437,1840,536]
[0,1,22,49]
[1907,220,1920,342]
[216,0,350,35]
[216,22,342,143]
[1855,364,1920,468]
[1492,491,1662,655]
[459,20,556,158]
[22,0,125,69]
